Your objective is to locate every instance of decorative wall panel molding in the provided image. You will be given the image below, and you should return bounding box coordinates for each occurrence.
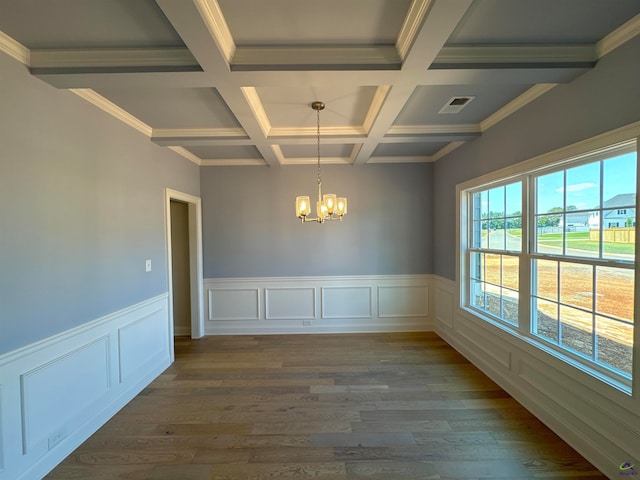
[378,285,428,318]
[0,294,170,480]
[432,275,640,479]
[322,286,372,319]
[435,283,454,327]
[266,287,316,320]
[118,307,169,383]
[20,337,110,454]
[208,288,260,321]
[204,275,433,335]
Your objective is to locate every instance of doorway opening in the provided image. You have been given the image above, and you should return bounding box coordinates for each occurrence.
[165,189,204,362]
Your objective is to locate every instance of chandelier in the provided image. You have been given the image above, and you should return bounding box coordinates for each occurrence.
[295,101,348,223]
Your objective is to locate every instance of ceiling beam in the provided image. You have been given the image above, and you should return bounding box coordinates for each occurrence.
[216,85,282,167]
[155,0,231,74]
[230,46,401,71]
[353,0,474,164]
[431,45,597,69]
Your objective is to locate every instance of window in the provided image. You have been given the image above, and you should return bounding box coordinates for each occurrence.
[469,182,522,325]
[461,139,637,392]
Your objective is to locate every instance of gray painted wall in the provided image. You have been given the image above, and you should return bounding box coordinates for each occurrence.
[433,36,640,280]
[201,163,433,277]
[0,54,200,355]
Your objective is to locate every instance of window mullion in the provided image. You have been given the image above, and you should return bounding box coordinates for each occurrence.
[519,176,532,335]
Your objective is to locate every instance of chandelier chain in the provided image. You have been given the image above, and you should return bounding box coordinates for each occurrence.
[316,107,321,187]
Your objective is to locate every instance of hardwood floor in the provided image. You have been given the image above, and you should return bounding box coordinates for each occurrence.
[46,332,605,479]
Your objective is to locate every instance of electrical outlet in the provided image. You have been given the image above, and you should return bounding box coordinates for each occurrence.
[303,319,312,326]
[48,427,67,450]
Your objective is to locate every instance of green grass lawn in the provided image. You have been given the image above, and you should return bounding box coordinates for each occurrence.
[502,230,634,255]
[542,232,634,255]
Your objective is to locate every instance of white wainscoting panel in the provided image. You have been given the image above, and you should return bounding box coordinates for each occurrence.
[322,286,372,319]
[433,275,640,479]
[204,275,433,335]
[435,282,454,327]
[21,337,110,454]
[208,288,260,321]
[0,294,170,480]
[265,287,315,320]
[119,307,169,383]
[378,285,428,318]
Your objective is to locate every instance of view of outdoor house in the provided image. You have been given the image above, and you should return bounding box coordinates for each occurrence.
[588,193,636,228]
[559,194,636,230]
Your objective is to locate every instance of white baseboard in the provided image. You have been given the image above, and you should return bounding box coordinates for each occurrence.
[0,294,171,480]
[432,275,640,479]
[203,275,434,335]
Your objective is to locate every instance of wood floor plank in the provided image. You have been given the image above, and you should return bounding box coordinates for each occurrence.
[44,332,605,480]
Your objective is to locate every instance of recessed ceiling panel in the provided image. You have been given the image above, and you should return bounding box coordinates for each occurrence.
[185,146,262,160]
[218,0,412,45]
[373,142,449,157]
[96,88,241,129]
[448,0,640,45]
[393,85,530,125]
[0,0,184,49]
[257,86,377,127]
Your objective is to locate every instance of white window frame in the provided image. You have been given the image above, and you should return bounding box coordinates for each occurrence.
[457,123,640,395]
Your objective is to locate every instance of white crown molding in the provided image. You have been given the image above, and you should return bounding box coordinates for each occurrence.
[387,124,481,135]
[596,12,640,59]
[0,30,30,65]
[396,0,434,60]
[200,158,268,166]
[271,144,286,165]
[367,155,433,164]
[167,146,202,166]
[69,89,152,137]
[281,157,353,165]
[30,48,197,69]
[363,85,392,134]
[242,87,272,137]
[270,125,366,137]
[193,0,235,64]
[431,141,466,162]
[153,127,246,139]
[480,83,558,132]
[349,143,363,164]
[435,44,596,65]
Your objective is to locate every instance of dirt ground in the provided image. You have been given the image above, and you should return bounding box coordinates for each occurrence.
[479,255,633,375]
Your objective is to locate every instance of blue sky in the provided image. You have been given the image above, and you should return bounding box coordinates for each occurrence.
[535,152,636,213]
[478,152,636,216]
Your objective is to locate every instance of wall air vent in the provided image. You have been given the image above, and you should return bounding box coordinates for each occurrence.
[438,96,475,114]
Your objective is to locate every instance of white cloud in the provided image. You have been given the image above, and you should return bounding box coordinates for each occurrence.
[556,182,597,193]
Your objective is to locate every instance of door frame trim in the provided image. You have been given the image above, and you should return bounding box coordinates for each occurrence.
[165,188,204,360]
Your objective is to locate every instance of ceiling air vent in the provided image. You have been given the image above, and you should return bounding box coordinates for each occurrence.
[438,96,475,114]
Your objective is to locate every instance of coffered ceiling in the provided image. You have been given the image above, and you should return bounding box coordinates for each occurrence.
[1,0,639,166]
